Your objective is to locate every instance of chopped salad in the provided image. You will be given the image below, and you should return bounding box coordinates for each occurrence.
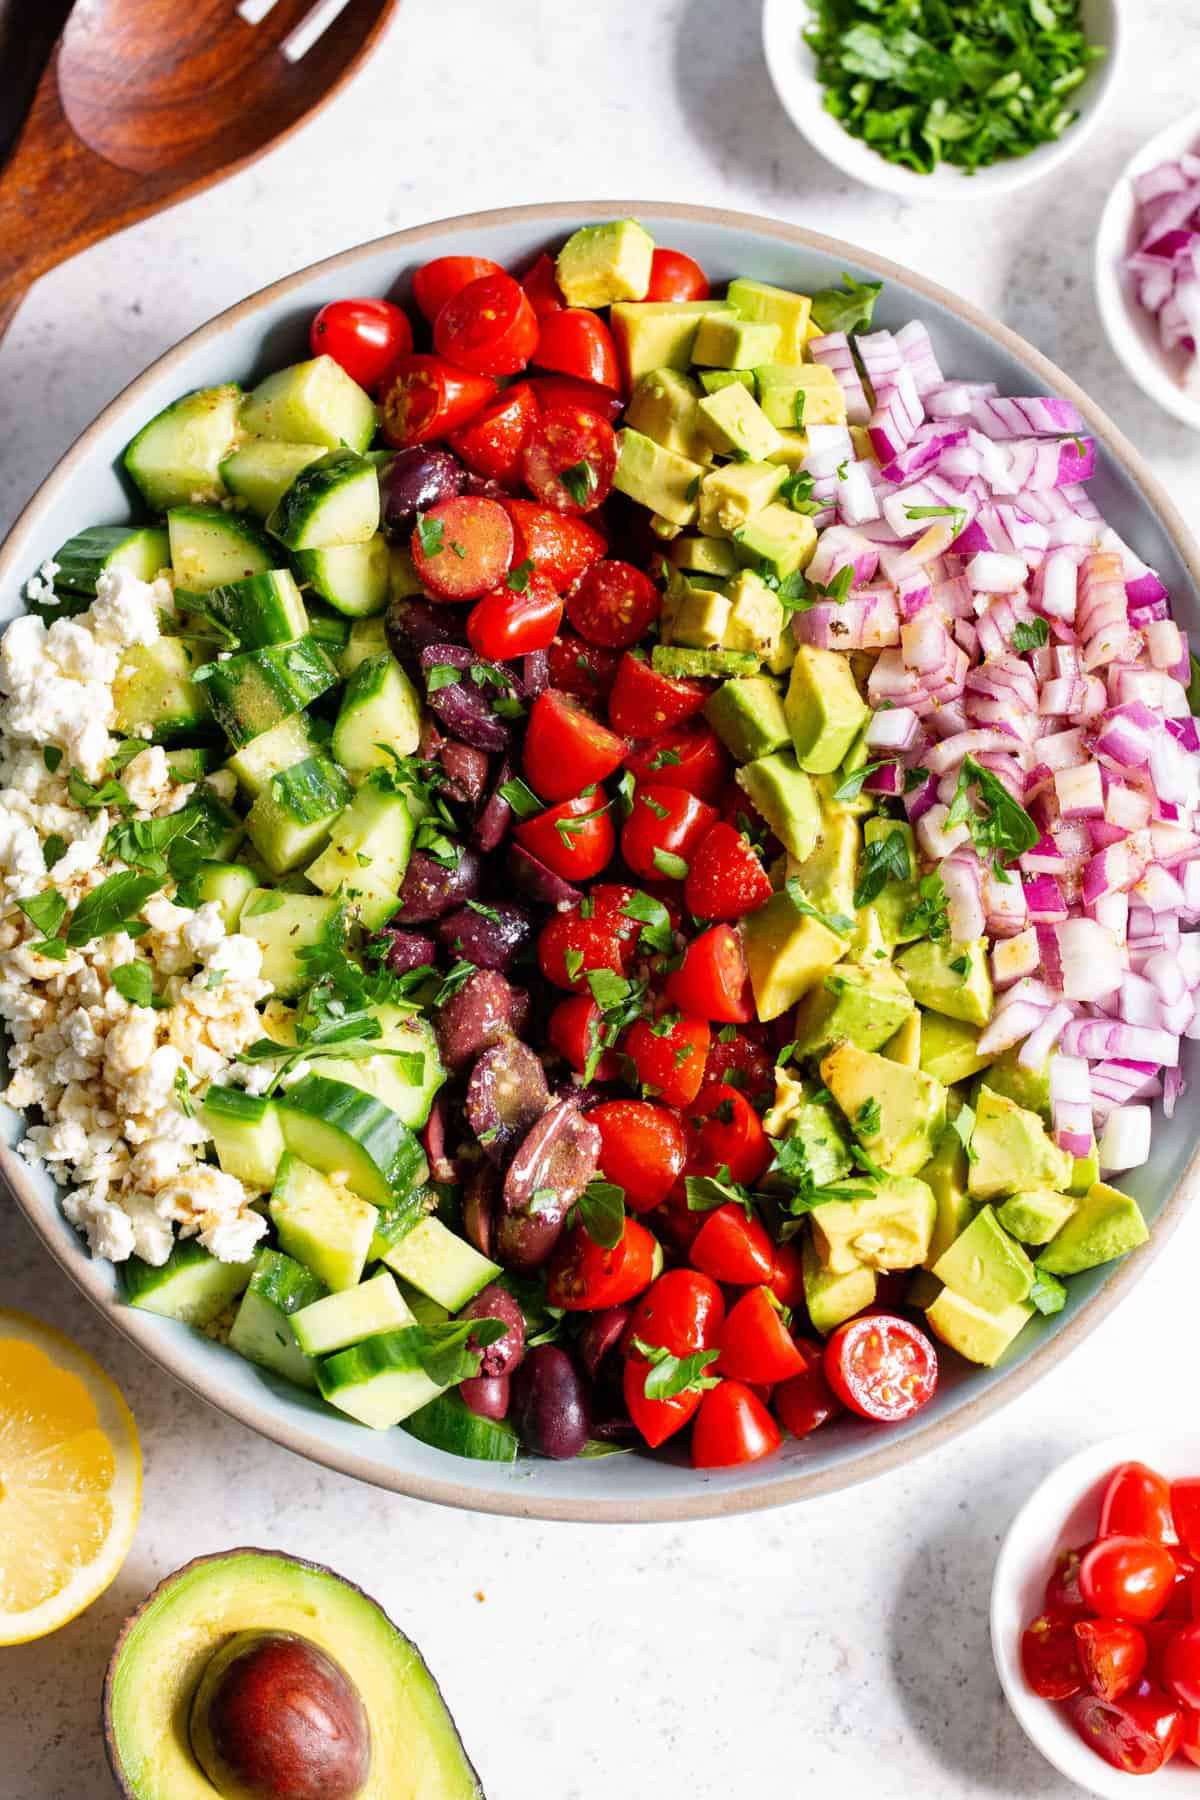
[2,217,1194,1472]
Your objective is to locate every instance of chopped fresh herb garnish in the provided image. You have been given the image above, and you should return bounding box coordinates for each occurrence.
[718,1023,738,1044]
[779,469,821,515]
[173,1067,195,1118]
[853,826,911,909]
[684,474,702,503]
[111,962,156,1008]
[951,1103,978,1163]
[775,1039,798,1066]
[904,765,931,793]
[649,1008,682,1038]
[434,959,476,1007]
[404,1318,507,1387]
[65,872,161,947]
[42,746,62,773]
[902,869,950,941]
[652,847,688,881]
[16,889,66,938]
[1011,616,1050,652]
[946,755,1039,867]
[553,802,610,846]
[559,458,598,507]
[648,746,682,772]
[621,890,674,957]
[809,272,883,335]
[856,1097,882,1136]
[465,899,502,924]
[449,540,466,559]
[905,503,967,536]
[576,1179,625,1250]
[632,1337,721,1401]
[785,875,853,936]
[587,968,632,1012]
[793,388,806,427]
[242,890,285,919]
[68,768,130,813]
[832,759,887,802]
[425,664,462,694]
[506,557,535,592]
[415,511,444,558]
[641,794,669,820]
[42,834,67,871]
[685,1171,757,1218]
[563,947,585,982]
[949,953,969,977]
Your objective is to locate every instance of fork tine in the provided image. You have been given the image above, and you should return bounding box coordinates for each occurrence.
[280,0,355,62]
[236,0,282,23]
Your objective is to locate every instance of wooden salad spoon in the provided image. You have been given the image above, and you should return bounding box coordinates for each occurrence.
[0,0,399,341]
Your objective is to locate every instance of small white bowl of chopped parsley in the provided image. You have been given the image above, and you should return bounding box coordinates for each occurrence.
[763,0,1122,199]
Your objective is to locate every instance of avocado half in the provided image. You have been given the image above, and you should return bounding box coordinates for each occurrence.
[102,1547,484,1800]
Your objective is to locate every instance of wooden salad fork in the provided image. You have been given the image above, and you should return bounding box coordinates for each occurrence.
[0,0,398,341]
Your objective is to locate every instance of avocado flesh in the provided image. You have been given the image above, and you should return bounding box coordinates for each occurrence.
[104,1550,482,1800]
[968,1085,1072,1200]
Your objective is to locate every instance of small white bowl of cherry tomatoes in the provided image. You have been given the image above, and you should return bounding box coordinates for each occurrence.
[993,1435,1200,1793]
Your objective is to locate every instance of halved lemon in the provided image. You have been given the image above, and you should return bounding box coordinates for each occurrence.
[0,1309,141,1644]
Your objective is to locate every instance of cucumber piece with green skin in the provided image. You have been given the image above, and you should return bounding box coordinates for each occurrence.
[337,614,388,677]
[269,1153,378,1292]
[52,525,171,597]
[113,638,212,743]
[401,1390,519,1463]
[184,782,245,863]
[220,438,327,518]
[306,783,414,929]
[395,1279,450,1327]
[321,1013,443,1131]
[278,1076,428,1208]
[267,451,381,552]
[316,1331,447,1430]
[166,505,275,591]
[226,712,318,797]
[238,889,341,998]
[245,754,352,874]
[121,1237,254,1326]
[294,532,390,616]
[165,745,218,782]
[191,860,258,929]
[198,636,338,747]
[380,1215,499,1313]
[180,569,309,648]
[240,355,376,455]
[122,384,243,511]
[369,1190,434,1260]
[331,654,422,775]
[306,604,352,660]
[227,1247,327,1389]
[199,1086,286,1189]
[291,1269,416,1358]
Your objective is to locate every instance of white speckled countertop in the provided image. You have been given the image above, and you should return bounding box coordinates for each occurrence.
[2,3,1200,1794]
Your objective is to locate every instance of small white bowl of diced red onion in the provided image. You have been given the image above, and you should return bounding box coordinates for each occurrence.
[1095,109,1200,433]
[993,1435,1200,1793]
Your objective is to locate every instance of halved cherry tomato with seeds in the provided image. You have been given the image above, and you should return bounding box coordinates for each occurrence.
[684,822,773,922]
[620,785,718,884]
[666,926,754,1026]
[716,1287,805,1384]
[513,791,615,882]
[521,406,616,514]
[646,247,710,303]
[413,255,504,323]
[411,496,514,601]
[1068,1685,1183,1775]
[591,1100,690,1214]
[546,1217,659,1312]
[547,632,622,705]
[566,559,661,649]
[1101,1463,1175,1545]
[824,1314,938,1423]
[773,1338,843,1438]
[1079,1537,1177,1624]
[519,253,565,318]
[690,1203,774,1286]
[624,1269,725,1448]
[310,298,412,393]
[537,912,627,993]
[607,651,709,738]
[1022,1614,1086,1700]
[687,1080,771,1183]
[547,994,623,1082]
[625,720,729,804]
[448,382,537,488]
[623,1009,710,1108]
[691,1381,781,1469]
[378,354,497,448]
[504,499,606,591]
[433,272,539,377]
[702,1028,776,1105]
[527,373,624,423]
[583,883,650,959]
[467,572,561,661]
[532,308,620,392]
[523,688,626,803]
[1045,1545,1093,1623]
[1075,1620,1148,1702]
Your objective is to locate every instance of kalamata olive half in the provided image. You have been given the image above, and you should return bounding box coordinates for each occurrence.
[381,446,466,537]
[496,1100,601,1273]
[459,1373,510,1420]
[577,1305,634,1380]
[461,1163,499,1259]
[511,1346,591,1460]
[393,847,482,924]
[385,596,464,668]
[459,1282,526,1377]
[509,843,582,910]
[419,644,515,754]
[465,1036,550,1161]
[437,739,490,808]
[436,968,524,1073]
[376,927,436,976]
[473,758,514,854]
[437,901,532,972]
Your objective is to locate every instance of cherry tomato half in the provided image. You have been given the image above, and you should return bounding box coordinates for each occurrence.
[607,651,709,738]
[625,720,729,804]
[1101,1463,1175,1545]
[623,1009,710,1108]
[824,1314,938,1423]
[527,373,624,423]
[620,785,718,884]
[688,1080,771,1187]
[519,253,565,319]
[684,822,773,922]
[546,1217,659,1312]
[1075,1620,1148,1703]
[1045,1545,1093,1623]
[378,354,497,448]
[646,247,710,303]
[624,1269,725,1448]
[523,688,626,803]
[467,572,562,662]
[521,405,617,515]
[1022,1614,1085,1700]
[537,912,627,993]
[448,382,537,488]
[546,995,622,1083]
[411,495,514,601]
[773,1338,843,1439]
[513,791,616,883]
[310,298,413,393]
[1173,1481,1200,1561]
[434,273,539,377]
[666,925,755,1025]
[690,1202,775,1286]
[504,499,606,591]
[566,559,661,649]
[702,1028,776,1106]
[532,308,621,391]
[591,1099,690,1214]
[715,1286,805,1384]
[691,1381,781,1469]
[412,255,504,323]
[1079,1537,1177,1624]
[769,1241,806,1312]
[1068,1685,1183,1775]
[1162,1623,1200,1709]
[547,632,623,705]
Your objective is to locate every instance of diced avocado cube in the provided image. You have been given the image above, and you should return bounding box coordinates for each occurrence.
[811,1175,937,1275]
[664,580,732,649]
[898,937,993,1026]
[925,1286,1033,1367]
[882,1009,921,1068]
[802,1235,877,1335]
[692,315,781,370]
[735,750,820,861]
[822,1042,947,1178]
[968,1086,1073,1201]
[649,515,682,541]
[1038,1181,1149,1276]
[919,1012,994,1086]
[732,503,819,582]
[933,1204,1035,1313]
[817,749,876,822]
[705,677,790,763]
[723,569,785,662]
[861,818,921,949]
[555,218,655,307]
[762,1076,855,1186]
[611,299,735,386]
[979,1046,1053,1122]
[743,890,846,1021]
[794,960,915,1058]
[624,369,714,465]
[650,645,758,679]
[788,812,860,920]
[768,429,811,471]
[697,383,782,462]
[918,1125,973,1269]
[698,461,786,536]
[756,362,847,429]
[669,535,740,578]
[699,368,757,397]
[786,644,868,774]
[612,428,705,526]
[996,1189,1078,1247]
[726,277,813,363]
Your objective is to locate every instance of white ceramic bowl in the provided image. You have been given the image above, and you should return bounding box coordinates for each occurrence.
[992,1431,1200,1796]
[762,0,1122,199]
[1095,108,1200,433]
